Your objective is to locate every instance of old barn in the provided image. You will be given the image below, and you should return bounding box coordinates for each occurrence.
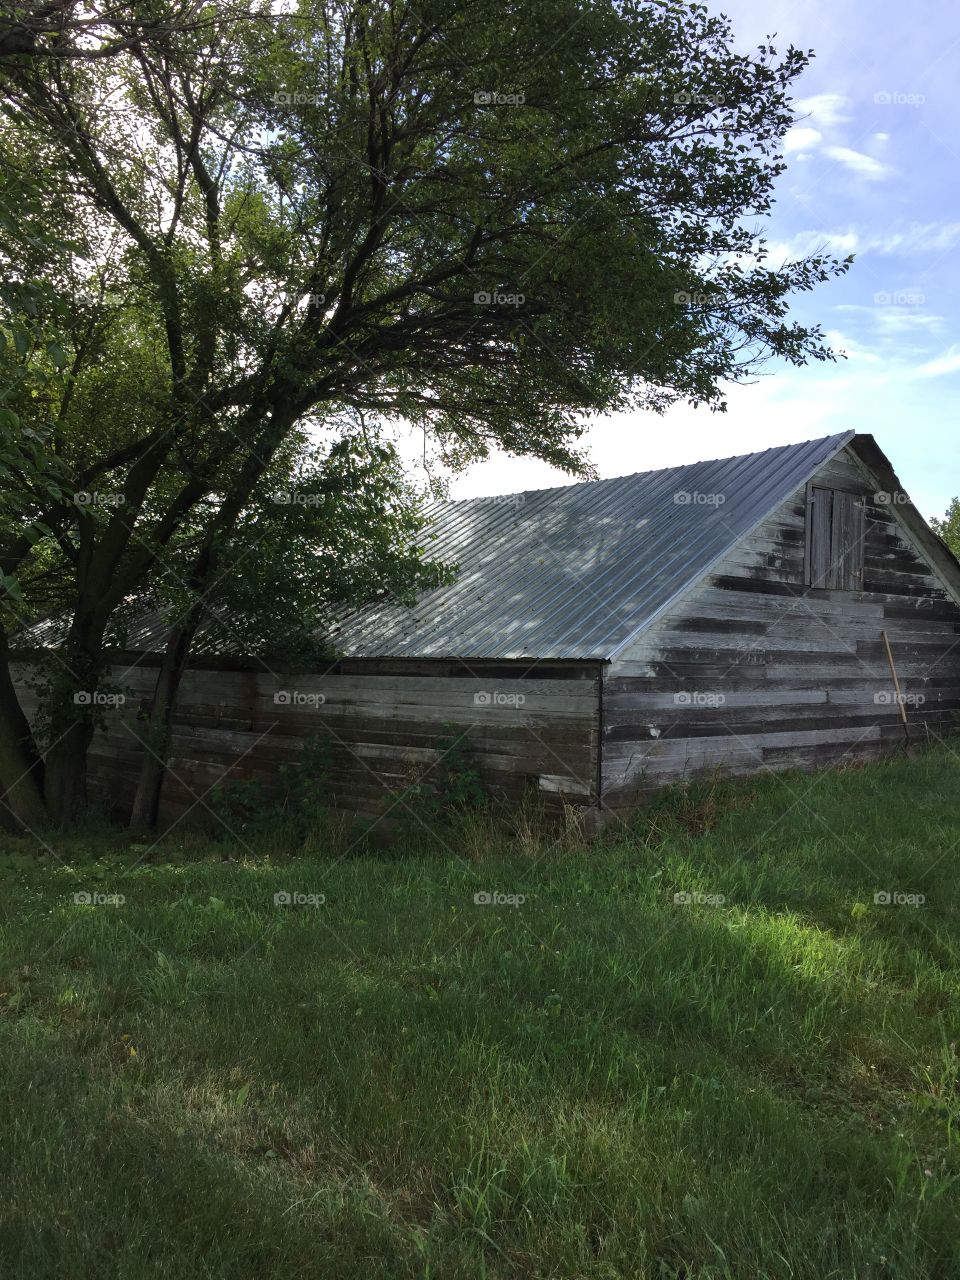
[14,431,960,826]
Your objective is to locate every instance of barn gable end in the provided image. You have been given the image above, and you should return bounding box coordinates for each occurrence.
[599,443,960,809]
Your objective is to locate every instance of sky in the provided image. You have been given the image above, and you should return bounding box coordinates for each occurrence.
[422,0,960,522]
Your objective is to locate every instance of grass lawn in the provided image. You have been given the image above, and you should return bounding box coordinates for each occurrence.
[2,746,960,1278]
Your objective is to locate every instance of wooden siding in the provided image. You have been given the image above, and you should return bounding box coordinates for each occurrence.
[13,660,601,828]
[601,447,960,807]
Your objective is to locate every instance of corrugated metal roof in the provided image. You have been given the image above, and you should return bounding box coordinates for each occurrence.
[17,432,856,663]
[328,431,855,660]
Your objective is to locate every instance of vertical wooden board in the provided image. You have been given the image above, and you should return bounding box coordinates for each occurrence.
[833,491,865,591]
[809,487,835,588]
[850,494,866,590]
[802,482,814,587]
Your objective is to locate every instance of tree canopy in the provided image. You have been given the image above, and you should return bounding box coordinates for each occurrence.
[0,0,850,823]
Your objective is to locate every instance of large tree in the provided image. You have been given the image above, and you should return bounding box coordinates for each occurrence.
[0,0,850,825]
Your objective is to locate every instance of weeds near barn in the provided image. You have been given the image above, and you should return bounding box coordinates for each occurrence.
[1,747,960,1278]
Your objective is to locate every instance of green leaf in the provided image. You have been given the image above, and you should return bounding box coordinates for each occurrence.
[0,572,22,601]
[47,341,67,369]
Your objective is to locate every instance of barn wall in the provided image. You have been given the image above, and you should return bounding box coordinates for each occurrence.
[13,659,601,827]
[601,447,960,808]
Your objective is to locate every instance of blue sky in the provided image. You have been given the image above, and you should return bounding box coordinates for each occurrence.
[443,0,959,522]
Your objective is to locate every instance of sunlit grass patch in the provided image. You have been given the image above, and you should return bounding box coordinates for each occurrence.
[1,746,960,1277]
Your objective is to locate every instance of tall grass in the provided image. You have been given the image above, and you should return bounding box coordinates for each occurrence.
[1,746,959,1277]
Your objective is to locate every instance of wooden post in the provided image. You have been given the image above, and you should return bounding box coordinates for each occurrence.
[880,630,912,748]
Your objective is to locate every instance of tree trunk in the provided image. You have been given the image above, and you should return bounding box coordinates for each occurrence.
[127,404,300,830]
[37,608,108,825]
[0,640,47,831]
[129,615,199,831]
[43,719,95,824]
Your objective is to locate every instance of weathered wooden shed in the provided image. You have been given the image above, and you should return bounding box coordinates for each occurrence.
[15,431,960,827]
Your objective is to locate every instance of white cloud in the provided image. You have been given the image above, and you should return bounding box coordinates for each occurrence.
[822,146,891,181]
[916,347,960,378]
[765,229,860,261]
[873,309,944,335]
[827,305,943,356]
[793,92,850,128]
[775,221,960,260]
[824,330,883,363]
[869,221,960,254]
[784,125,822,153]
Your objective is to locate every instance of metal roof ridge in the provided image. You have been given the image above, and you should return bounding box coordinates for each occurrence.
[440,431,856,508]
